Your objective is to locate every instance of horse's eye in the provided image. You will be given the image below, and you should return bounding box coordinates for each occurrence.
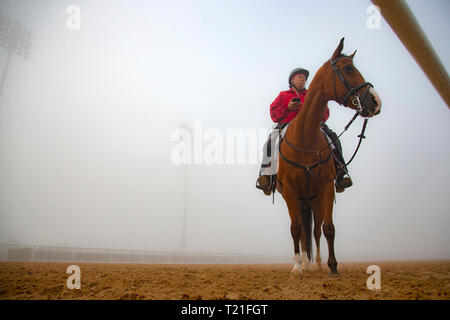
[343,65,354,73]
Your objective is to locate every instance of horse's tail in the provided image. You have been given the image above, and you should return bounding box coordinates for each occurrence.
[301,203,313,262]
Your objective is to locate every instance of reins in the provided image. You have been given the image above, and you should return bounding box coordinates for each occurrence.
[279,111,368,180]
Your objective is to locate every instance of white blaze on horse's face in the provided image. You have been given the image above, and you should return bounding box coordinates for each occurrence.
[358,87,382,117]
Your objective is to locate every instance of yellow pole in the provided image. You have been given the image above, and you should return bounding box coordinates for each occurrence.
[0,50,12,101]
[372,0,450,109]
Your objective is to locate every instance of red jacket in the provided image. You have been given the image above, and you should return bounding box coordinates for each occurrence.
[270,88,330,123]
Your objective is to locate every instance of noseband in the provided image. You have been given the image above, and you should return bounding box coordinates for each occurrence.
[330,56,373,115]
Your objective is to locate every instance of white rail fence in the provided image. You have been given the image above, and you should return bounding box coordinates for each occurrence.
[0,244,291,264]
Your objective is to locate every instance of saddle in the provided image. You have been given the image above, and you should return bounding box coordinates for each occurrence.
[258,123,339,203]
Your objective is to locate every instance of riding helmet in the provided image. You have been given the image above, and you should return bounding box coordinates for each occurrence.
[289,67,310,86]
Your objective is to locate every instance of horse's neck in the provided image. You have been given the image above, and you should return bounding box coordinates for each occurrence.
[288,82,328,149]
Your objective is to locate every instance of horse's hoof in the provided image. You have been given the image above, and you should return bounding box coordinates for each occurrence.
[291,268,301,275]
[291,265,303,277]
[329,270,339,277]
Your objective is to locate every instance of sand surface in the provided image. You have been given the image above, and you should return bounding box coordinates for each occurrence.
[0,261,449,300]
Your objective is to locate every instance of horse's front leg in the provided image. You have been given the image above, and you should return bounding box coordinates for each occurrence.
[290,224,301,274]
[284,195,305,275]
[321,189,338,276]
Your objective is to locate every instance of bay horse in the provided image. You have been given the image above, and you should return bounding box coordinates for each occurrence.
[276,38,382,276]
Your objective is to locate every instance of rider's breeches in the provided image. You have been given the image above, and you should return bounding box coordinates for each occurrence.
[260,125,288,176]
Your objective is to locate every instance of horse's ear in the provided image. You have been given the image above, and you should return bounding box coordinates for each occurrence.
[349,50,357,60]
[331,37,345,61]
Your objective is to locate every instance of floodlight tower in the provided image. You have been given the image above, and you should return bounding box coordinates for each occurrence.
[0,10,31,100]
[178,122,192,252]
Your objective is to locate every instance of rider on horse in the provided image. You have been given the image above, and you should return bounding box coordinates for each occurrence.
[256,67,353,195]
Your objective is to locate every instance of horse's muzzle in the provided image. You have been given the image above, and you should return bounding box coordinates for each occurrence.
[360,88,382,117]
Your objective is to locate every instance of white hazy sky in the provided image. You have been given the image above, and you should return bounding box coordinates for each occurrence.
[0,0,449,261]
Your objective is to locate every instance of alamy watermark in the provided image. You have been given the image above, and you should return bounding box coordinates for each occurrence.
[366,5,381,30]
[66,265,81,289]
[366,265,381,290]
[170,121,274,166]
[66,5,81,30]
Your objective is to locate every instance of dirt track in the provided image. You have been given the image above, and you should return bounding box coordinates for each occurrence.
[0,261,449,300]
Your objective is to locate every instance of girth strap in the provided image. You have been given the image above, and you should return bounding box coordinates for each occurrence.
[279,137,333,172]
[279,137,333,202]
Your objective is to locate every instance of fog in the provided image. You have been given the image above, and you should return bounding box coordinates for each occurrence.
[0,0,449,262]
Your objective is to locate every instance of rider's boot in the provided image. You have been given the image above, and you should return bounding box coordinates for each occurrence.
[256,175,274,196]
[335,163,353,193]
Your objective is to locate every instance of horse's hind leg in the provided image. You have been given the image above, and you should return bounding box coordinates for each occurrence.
[299,203,311,273]
[313,217,323,270]
[310,202,323,270]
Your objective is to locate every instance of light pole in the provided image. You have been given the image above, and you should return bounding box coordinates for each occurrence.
[0,10,31,100]
[182,157,188,251]
[178,122,192,252]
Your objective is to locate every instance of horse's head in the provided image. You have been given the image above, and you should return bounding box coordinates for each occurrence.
[325,38,381,117]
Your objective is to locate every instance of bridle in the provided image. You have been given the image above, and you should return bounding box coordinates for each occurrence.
[330,56,373,116]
